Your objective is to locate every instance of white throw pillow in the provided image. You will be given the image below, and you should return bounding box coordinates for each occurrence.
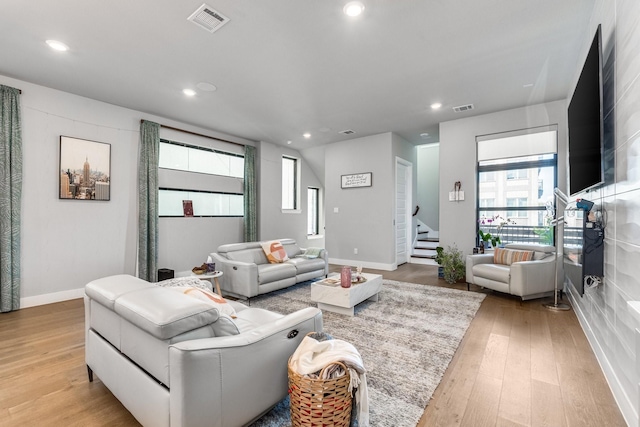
[157,276,210,291]
[260,240,290,263]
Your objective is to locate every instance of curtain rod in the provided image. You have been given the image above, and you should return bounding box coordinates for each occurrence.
[141,120,245,148]
[0,85,22,93]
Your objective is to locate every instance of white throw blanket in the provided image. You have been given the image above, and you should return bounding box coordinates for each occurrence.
[289,336,369,426]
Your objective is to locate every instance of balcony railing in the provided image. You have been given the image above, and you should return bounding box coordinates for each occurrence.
[478,225,555,246]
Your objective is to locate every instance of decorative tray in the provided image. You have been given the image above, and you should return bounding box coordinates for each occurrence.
[317,276,367,286]
[351,276,367,284]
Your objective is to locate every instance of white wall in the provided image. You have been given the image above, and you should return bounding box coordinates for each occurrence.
[565,1,640,425]
[0,74,253,307]
[417,144,440,231]
[324,132,415,270]
[438,100,567,254]
[256,140,325,248]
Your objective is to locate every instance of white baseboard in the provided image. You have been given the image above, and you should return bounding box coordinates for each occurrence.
[21,287,85,308]
[567,286,638,427]
[328,258,396,271]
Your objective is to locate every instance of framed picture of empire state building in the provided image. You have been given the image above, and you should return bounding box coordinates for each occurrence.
[59,136,111,201]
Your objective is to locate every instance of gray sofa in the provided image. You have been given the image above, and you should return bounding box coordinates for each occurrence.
[84,274,323,427]
[466,243,557,300]
[211,238,328,299]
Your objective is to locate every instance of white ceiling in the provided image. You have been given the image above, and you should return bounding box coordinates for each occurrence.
[0,0,594,149]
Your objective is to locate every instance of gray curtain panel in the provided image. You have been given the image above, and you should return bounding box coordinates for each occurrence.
[0,85,22,312]
[243,145,257,242]
[138,120,160,282]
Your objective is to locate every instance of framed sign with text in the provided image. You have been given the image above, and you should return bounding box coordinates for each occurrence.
[341,172,372,189]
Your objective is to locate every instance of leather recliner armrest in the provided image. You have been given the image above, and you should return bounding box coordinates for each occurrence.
[210,252,259,298]
[509,255,556,297]
[465,253,495,284]
[168,307,323,427]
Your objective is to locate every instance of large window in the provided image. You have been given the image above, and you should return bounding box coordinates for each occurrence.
[158,140,244,217]
[477,127,557,245]
[308,187,319,235]
[282,156,299,210]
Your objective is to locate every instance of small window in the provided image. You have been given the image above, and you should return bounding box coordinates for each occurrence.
[479,198,495,208]
[282,156,299,210]
[506,169,528,180]
[479,172,495,183]
[158,189,243,217]
[506,197,529,217]
[159,140,243,178]
[308,187,319,235]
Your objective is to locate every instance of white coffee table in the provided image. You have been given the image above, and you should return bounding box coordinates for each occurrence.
[310,272,383,316]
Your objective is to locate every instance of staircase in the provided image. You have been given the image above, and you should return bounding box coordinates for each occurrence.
[410,222,439,266]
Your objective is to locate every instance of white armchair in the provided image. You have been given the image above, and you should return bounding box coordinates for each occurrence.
[466,243,556,300]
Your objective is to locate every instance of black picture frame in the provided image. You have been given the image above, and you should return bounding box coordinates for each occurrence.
[59,136,111,201]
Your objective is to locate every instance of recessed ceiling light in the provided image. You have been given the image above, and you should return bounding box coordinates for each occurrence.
[46,40,69,51]
[183,89,196,97]
[196,82,217,92]
[303,133,311,138]
[287,140,292,145]
[431,103,442,110]
[420,133,430,138]
[343,1,365,17]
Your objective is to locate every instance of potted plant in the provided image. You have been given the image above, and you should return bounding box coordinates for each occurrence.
[439,245,465,284]
[478,229,500,249]
[435,246,444,278]
[478,215,515,249]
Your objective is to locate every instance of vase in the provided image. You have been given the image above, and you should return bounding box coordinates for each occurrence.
[340,266,352,288]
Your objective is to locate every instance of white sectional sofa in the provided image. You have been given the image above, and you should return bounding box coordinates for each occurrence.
[84,274,323,427]
[211,238,328,299]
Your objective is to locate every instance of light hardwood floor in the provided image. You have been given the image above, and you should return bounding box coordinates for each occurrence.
[0,264,627,426]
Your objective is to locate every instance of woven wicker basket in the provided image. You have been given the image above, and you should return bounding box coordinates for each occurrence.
[288,359,353,427]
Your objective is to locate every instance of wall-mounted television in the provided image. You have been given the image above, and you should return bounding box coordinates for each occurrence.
[567,24,604,197]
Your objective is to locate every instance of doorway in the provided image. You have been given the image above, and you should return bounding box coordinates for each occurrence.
[396,157,412,266]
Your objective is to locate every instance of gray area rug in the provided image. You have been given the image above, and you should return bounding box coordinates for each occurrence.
[250,279,486,427]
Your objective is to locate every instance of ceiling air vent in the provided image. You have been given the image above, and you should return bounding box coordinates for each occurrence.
[188,4,230,33]
[339,129,356,135]
[453,104,474,113]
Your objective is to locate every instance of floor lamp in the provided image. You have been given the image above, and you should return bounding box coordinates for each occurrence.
[544,188,571,311]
